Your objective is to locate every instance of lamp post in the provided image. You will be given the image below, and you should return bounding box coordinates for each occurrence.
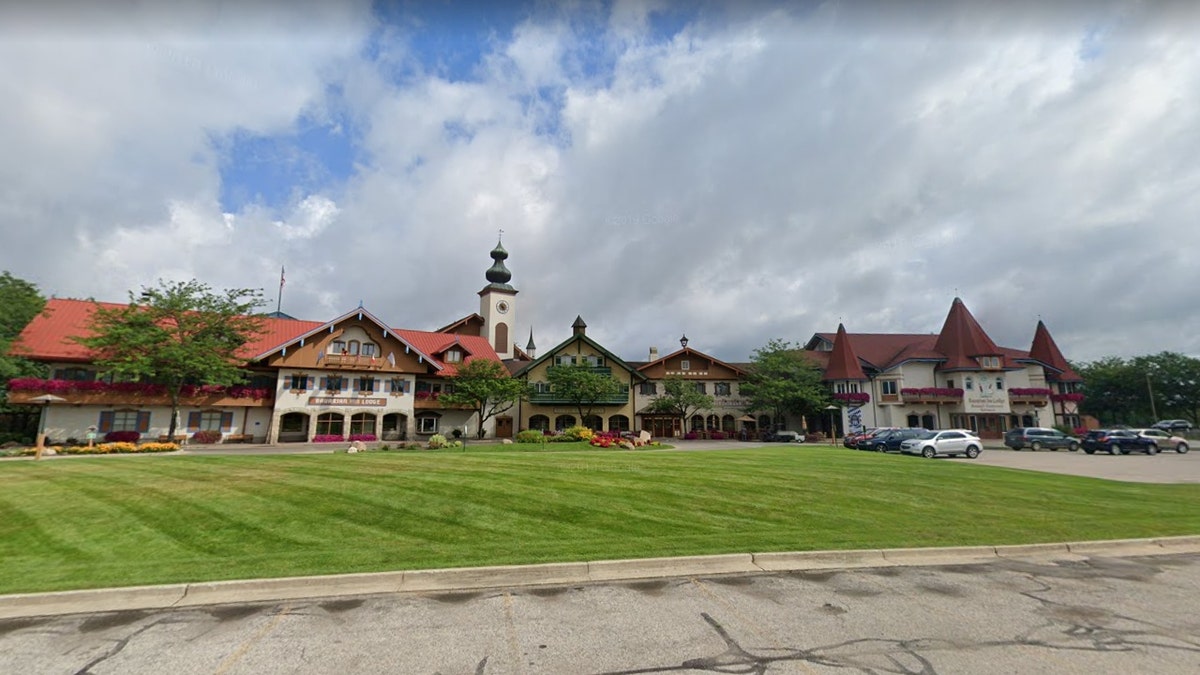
[825,404,840,445]
[29,394,65,460]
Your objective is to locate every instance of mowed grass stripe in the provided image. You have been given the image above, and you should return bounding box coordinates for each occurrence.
[2,447,1200,593]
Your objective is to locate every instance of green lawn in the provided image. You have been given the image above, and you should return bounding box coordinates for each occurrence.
[2,445,1199,594]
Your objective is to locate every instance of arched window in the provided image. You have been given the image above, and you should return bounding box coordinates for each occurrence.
[554,415,576,430]
[608,415,630,432]
[706,414,719,430]
[907,414,920,428]
[690,415,704,432]
[316,412,344,436]
[348,340,360,355]
[722,415,735,432]
[758,415,773,430]
[350,413,377,436]
[529,415,550,431]
[582,415,602,430]
[921,414,936,429]
[494,322,509,353]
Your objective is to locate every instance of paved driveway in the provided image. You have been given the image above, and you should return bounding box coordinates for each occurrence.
[4,552,1199,674]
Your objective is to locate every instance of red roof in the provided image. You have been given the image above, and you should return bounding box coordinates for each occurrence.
[10,298,501,377]
[823,324,869,380]
[1029,320,1081,382]
[932,297,1004,371]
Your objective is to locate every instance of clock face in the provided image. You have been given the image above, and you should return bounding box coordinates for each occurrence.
[496,300,510,314]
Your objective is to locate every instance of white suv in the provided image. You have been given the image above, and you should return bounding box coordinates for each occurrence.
[900,429,983,459]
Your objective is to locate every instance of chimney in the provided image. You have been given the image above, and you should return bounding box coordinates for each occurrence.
[572,315,587,337]
[649,346,659,361]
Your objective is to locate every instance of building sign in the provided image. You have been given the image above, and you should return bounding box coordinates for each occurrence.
[308,396,387,407]
[963,379,1010,414]
[847,407,864,434]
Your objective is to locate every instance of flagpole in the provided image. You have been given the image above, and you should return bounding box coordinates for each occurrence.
[277,265,285,314]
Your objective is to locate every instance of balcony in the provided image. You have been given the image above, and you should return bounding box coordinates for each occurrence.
[6,379,275,407]
[1009,388,1052,406]
[528,387,630,406]
[899,387,964,404]
[322,353,387,369]
[546,365,612,376]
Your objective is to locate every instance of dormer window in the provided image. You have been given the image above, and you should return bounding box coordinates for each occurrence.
[361,343,376,357]
[444,349,462,363]
[978,356,1000,369]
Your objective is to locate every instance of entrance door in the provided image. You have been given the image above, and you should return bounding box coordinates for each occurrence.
[495,416,513,439]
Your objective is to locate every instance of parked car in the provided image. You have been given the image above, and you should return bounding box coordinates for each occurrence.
[1131,428,1190,454]
[899,429,983,459]
[767,430,803,442]
[1081,429,1158,455]
[1003,427,1080,452]
[1152,419,1193,432]
[843,428,877,448]
[851,427,898,450]
[861,428,929,453]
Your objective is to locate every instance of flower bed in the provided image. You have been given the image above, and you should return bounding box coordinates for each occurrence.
[900,387,964,398]
[312,434,345,443]
[832,392,870,404]
[349,434,377,442]
[1009,388,1052,397]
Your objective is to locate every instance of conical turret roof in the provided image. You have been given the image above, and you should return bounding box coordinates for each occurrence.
[933,297,1004,371]
[1029,320,1081,381]
[823,323,868,381]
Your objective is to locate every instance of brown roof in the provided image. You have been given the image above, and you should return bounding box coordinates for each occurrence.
[822,323,868,381]
[436,313,484,335]
[636,346,747,376]
[932,297,1004,371]
[392,329,501,377]
[1029,320,1082,382]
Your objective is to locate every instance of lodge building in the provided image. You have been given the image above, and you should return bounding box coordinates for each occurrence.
[8,241,1082,443]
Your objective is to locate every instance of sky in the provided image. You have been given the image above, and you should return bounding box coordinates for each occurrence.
[3,0,1199,366]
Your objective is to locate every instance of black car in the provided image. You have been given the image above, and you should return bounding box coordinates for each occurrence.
[851,427,898,450]
[1081,429,1158,455]
[1152,419,1193,432]
[860,427,928,453]
[1003,427,1080,451]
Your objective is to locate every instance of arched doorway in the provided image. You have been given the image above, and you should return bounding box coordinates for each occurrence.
[278,412,310,443]
[382,413,407,441]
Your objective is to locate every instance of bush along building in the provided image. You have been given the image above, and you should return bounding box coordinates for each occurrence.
[806,298,1083,439]
[8,240,1082,444]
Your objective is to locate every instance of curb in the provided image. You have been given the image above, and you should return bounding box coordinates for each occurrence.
[3,538,1199,620]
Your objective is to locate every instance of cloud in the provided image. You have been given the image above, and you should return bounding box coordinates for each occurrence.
[3,0,1200,367]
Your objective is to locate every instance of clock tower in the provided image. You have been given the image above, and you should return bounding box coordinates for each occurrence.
[479,237,517,359]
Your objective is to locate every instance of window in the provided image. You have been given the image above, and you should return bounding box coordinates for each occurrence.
[881,381,898,396]
[608,415,630,432]
[706,415,719,430]
[835,382,847,393]
[554,355,576,366]
[848,382,859,393]
[907,414,920,427]
[389,378,408,394]
[347,340,360,355]
[584,355,604,366]
[350,413,376,436]
[995,377,1004,390]
[444,349,462,363]
[554,415,576,430]
[978,356,1000,368]
[111,410,141,432]
[332,340,346,354]
[53,367,94,381]
[356,377,376,393]
[417,413,440,434]
[529,415,550,431]
[714,382,731,396]
[324,376,345,392]
[965,377,974,391]
[694,382,707,394]
[681,360,691,371]
[582,415,602,430]
[288,374,309,391]
[690,415,704,431]
[361,343,376,357]
[639,382,657,395]
[316,413,344,436]
[533,381,550,394]
[946,379,955,389]
[199,411,224,431]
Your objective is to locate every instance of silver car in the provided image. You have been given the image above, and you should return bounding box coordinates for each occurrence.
[1132,428,1190,454]
[900,429,983,459]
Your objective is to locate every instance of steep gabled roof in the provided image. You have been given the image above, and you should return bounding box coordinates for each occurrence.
[9,298,324,363]
[933,297,1004,371]
[436,313,484,335]
[513,331,646,381]
[251,306,440,369]
[822,324,869,381]
[636,346,747,376]
[391,329,501,376]
[1029,320,1082,382]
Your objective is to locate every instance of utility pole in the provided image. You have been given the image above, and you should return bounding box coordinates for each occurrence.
[1146,373,1159,420]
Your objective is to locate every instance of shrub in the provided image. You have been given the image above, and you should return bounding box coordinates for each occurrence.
[191,430,222,444]
[427,434,450,449]
[349,434,377,442]
[104,431,140,443]
[312,434,345,443]
[516,430,545,444]
[709,431,727,440]
[683,431,699,440]
[560,425,594,441]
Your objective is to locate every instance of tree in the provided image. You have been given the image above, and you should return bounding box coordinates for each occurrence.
[544,362,625,425]
[645,375,714,432]
[1133,352,1200,424]
[1076,356,1144,425]
[77,280,265,442]
[0,271,49,411]
[739,338,830,429]
[438,358,527,438]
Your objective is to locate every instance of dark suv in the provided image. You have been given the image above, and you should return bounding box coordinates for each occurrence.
[1081,429,1158,455]
[861,428,928,453]
[1004,427,1080,452]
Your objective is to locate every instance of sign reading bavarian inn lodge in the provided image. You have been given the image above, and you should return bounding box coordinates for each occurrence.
[307,396,387,407]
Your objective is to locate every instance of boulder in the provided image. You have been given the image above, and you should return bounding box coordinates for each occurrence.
[638,430,652,443]
[501,438,514,445]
